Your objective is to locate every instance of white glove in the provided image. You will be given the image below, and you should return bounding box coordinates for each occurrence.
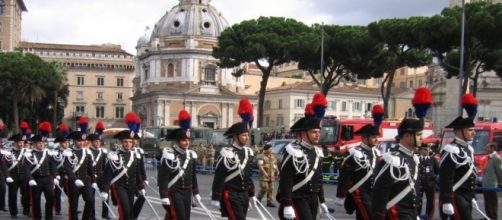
[283,206,296,219]
[335,197,345,206]
[92,182,98,190]
[6,177,14,183]
[442,203,454,215]
[140,189,146,196]
[211,200,220,209]
[161,198,170,205]
[472,198,479,209]
[99,192,109,200]
[194,194,202,202]
[53,178,59,186]
[74,179,84,187]
[29,180,37,186]
[56,175,61,180]
[249,196,258,210]
[320,203,329,214]
[144,180,149,186]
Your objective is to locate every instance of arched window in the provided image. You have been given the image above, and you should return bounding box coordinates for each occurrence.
[143,64,149,80]
[0,0,4,15]
[168,64,174,77]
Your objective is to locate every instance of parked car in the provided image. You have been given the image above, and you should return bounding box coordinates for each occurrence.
[266,139,295,165]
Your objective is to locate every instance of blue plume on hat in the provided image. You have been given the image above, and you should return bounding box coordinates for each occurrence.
[372,105,384,128]
[312,92,327,119]
[462,93,478,118]
[78,117,89,134]
[412,88,433,119]
[178,110,191,130]
[59,123,69,138]
[125,112,139,132]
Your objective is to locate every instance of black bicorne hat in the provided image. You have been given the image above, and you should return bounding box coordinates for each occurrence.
[86,133,100,141]
[68,131,87,141]
[113,130,136,140]
[397,118,424,137]
[54,136,68,143]
[289,117,321,132]
[445,116,475,129]
[224,122,249,138]
[354,124,380,136]
[165,128,192,141]
[9,133,26,142]
[30,134,45,142]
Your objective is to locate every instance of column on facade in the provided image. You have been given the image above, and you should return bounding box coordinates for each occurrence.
[227,103,234,127]
[221,103,228,129]
[190,101,197,127]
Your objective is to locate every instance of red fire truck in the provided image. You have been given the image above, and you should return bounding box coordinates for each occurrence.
[320,117,435,153]
[441,121,502,178]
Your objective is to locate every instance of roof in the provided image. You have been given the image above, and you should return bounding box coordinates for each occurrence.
[244,74,308,95]
[266,81,382,96]
[19,41,132,56]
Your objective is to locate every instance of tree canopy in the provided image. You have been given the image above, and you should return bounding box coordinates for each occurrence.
[213,16,313,127]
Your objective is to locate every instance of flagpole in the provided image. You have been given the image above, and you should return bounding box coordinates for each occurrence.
[458,0,466,116]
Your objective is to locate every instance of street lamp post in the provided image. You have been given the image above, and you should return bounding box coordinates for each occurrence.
[458,0,466,116]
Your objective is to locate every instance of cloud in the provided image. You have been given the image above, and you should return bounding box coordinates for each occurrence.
[21,0,449,54]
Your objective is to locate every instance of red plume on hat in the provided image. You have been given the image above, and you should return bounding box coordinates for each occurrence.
[95,121,105,135]
[178,110,191,130]
[0,120,4,131]
[312,92,327,119]
[38,121,52,137]
[125,112,140,133]
[59,123,69,138]
[304,103,314,117]
[461,93,478,118]
[371,105,384,128]
[78,116,89,133]
[20,121,29,135]
[412,87,433,119]
[238,98,253,127]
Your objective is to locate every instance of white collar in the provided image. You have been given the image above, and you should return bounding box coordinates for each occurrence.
[359,143,371,151]
[454,137,469,147]
[398,144,414,157]
[489,152,498,158]
[232,142,245,150]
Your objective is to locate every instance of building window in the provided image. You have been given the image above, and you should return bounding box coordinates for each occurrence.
[117,92,123,101]
[329,101,337,110]
[0,22,3,32]
[97,92,104,101]
[168,64,174,77]
[400,68,405,76]
[95,106,105,118]
[353,102,361,112]
[75,105,85,114]
[76,91,84,101]
[366,103,372,112]
[341,101,347,111]
[278,99,283,109]
[399,81,405,88]
[265,115,270,127]
[276,115,284,127]
[77,76,85,85]
[0,0,4,15]
[117,78,124,87]
[418,79,423,87]
[204,66,216,81]
[409,80,414,88]
[97,77,104,86]
[115,107,125,119]
[143,65,149,80]
[374,77,383,85]
[264,100,271,110]
[294,99,305,108]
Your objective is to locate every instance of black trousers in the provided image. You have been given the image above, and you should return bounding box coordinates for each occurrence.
[386,204,417,220]
[54,178,67,213]
[8,176,30,216]
[31,177,55,220]
[0,175,6,209]
[164,188,192,220]
[350,188,372,220]
[440,190,473,220]
[483,190,498,220]
[417,185,435,219]
[68,181,95,220]
[132,192,145,218]
[220,189,249,220]
[279,194,319,220]
[101,192,110,218]
[111,184,136,220]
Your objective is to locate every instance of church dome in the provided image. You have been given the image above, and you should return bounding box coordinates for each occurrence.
[150,0,229,39]
[136,35,149,47]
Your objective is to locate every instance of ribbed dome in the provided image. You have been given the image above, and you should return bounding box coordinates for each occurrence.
[150,0,229,39]
[136,35,149,47]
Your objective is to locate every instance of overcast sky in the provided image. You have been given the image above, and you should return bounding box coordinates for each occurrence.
[22,0,449,54]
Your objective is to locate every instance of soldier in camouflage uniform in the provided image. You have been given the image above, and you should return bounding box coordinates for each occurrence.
[206,144,215,168]
[257,144,278,207]
[196,144,206,167]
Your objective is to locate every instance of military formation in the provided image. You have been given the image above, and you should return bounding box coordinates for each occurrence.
[0,89,496,220]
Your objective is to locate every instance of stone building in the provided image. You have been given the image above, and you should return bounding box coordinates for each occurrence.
[132,0,256,129]
[20,42,135,129]
[0,0,26,51]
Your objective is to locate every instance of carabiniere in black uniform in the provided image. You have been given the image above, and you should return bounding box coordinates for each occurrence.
[371,119,422,220]
[439,116,477,220]
[4,134,31,217]
[64,131,96,220]
[27,134,58,220]
[336,124,380,220]
[52,135,70,215]
[100,130,144,220]
[87,133,110,219]
[158,144,199,219]
[211,122,255,220]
